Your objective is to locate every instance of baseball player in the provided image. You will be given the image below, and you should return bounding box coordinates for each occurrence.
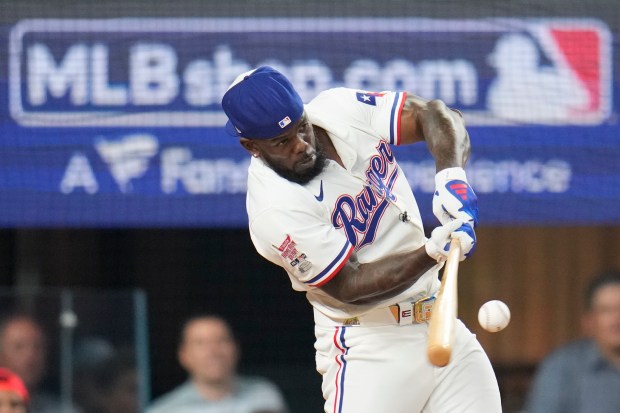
[222,66,501,413]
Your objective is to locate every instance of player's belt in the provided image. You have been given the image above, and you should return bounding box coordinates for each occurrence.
[390,296,436,324]
[342,296,435,327]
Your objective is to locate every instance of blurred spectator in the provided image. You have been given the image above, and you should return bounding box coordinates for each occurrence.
[72,337,115,413]
[73,347,139,413]
[146,315,288,413]
[525,270,620,413]
[0,368,29,413]
[0,313,62,413]
[94,351,138,413]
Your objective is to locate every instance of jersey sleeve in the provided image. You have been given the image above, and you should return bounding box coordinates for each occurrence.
[308,88,408,145]
[250,207,354,288]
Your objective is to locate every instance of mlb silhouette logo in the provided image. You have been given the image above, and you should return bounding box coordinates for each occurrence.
[487,21,611,125]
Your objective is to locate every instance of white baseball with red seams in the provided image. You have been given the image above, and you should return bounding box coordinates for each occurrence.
[478,300,511,332]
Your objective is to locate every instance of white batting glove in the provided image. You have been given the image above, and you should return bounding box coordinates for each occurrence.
[433,167,478,228]
[425,219,476,263]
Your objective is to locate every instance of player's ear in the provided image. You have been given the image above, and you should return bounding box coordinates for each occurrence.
[239,138,258,155]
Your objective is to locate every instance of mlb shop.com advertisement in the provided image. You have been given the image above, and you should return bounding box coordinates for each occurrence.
[0,18,617,226]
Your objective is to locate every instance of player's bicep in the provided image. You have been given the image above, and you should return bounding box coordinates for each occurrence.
[250,208,354,288]
[316,252,360,302]
[309,88,407,146]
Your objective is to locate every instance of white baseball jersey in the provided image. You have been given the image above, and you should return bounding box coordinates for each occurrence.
[245,88,502,413]
[246,87,441,320]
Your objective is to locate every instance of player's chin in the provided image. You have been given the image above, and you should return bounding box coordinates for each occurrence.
[294,154,317,173]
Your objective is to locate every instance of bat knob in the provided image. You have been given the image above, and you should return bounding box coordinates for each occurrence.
[427,345,451,367]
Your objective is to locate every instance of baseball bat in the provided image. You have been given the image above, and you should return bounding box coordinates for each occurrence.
[427,237,461,367]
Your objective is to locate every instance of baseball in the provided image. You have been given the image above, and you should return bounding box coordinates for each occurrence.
[478,300,511,332]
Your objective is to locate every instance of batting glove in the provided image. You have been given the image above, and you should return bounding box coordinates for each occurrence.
[425,219,476,263]
[433,167,478,228]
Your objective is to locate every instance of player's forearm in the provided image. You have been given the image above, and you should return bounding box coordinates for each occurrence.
[418,99,471,172]
[319,247,437,305]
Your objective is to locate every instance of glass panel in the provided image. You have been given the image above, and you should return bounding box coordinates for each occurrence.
[0,288,149,413]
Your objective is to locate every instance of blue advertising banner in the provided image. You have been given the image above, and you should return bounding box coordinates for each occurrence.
[0,18,617,226]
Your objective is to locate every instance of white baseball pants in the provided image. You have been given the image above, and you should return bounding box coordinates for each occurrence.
[314,315,502,413]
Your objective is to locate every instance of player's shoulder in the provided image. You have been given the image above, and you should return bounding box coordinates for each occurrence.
[309,87,396,105]
[246,160,321,217]
[307,87,398,125]
[309,87,355,101]
[247,159,312,199]
[307,87,361,111]
[306,88,365,131]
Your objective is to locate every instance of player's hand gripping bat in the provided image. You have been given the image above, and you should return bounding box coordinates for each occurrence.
[427,237,461,367]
